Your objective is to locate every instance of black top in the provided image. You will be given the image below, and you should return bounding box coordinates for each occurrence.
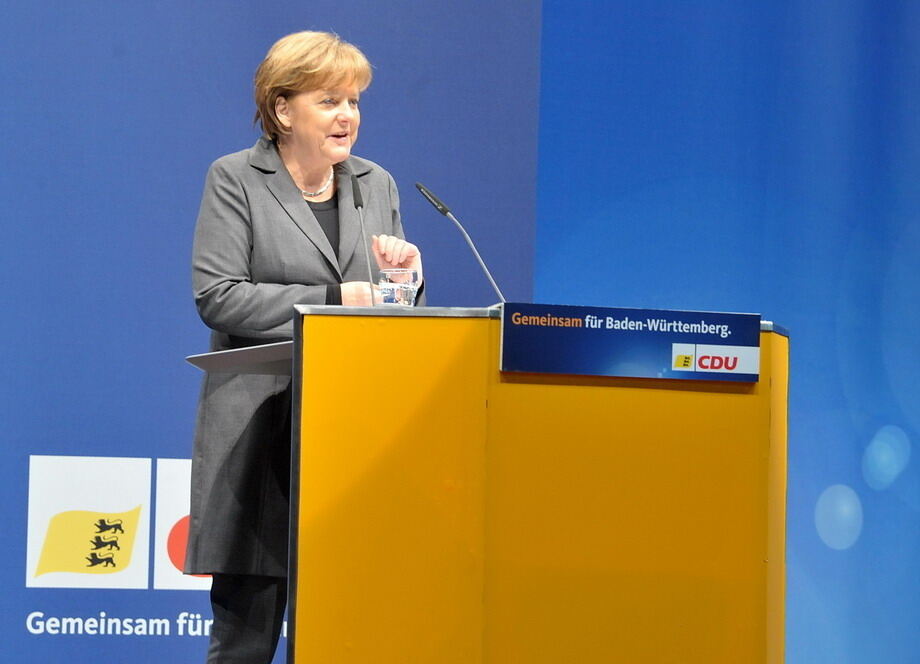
[307,195,340,258]
[307,194,343,305]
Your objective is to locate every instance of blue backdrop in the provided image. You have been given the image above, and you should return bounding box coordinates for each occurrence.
[3,1,917,662]
[536,2,919,662]
[1,3,539,663]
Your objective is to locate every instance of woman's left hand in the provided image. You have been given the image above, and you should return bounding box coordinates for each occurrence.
[372,234,423,281]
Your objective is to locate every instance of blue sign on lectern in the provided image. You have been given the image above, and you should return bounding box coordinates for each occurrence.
[501,303,762,382]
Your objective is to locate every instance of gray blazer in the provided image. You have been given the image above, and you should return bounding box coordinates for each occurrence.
[185,137,413,576]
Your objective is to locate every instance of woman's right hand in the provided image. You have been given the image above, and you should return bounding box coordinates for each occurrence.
[340,281,377,306]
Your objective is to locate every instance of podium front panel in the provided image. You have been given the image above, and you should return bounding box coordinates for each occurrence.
[484,328,787,663]
[289,309,787,664]
[291,310,489,663]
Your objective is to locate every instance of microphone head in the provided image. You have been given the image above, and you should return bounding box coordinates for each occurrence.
[415,182,451,216]
[351,173,364,209]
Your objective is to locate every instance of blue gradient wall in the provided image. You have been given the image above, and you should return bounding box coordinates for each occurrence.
[4,1,917,662]
[535,2,919,662]
[1,3,539,662]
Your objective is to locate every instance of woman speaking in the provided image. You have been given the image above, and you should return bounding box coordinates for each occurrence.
[187,31,423,663]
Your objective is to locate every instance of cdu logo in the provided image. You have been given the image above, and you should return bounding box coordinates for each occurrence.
[671,342,760,375]
[27,456,150,589]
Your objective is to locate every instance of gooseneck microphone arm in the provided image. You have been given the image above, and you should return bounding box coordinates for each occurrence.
[351,173,377,306]
[414,182,506,303]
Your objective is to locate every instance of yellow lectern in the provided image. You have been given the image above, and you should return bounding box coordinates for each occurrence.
[288,305,787,664]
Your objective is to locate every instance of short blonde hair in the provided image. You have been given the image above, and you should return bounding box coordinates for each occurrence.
[253,31,372,140]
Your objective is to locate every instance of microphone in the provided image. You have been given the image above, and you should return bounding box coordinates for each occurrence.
[415,182,506,303]
[416,182,450,215]
[351,173,377,306]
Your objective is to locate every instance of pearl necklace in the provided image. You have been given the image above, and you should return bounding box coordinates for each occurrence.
[300,169,335,200]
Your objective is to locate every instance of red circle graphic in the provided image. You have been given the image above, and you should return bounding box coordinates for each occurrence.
[167,515,210,578]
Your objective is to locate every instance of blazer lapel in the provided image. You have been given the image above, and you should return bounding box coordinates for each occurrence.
[250,138,343,280]
[335,164,364,277]
[335,158,376,278]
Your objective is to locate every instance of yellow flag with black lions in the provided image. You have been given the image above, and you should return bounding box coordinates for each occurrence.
[36,506,141,576]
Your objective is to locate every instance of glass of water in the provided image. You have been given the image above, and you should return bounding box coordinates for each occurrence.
[377,268,420,306]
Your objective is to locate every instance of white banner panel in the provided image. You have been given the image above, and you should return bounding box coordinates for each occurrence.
[153,459,211,591]
[26,456,151,589]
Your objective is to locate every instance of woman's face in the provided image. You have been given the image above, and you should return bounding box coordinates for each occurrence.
[276,81,361,165]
